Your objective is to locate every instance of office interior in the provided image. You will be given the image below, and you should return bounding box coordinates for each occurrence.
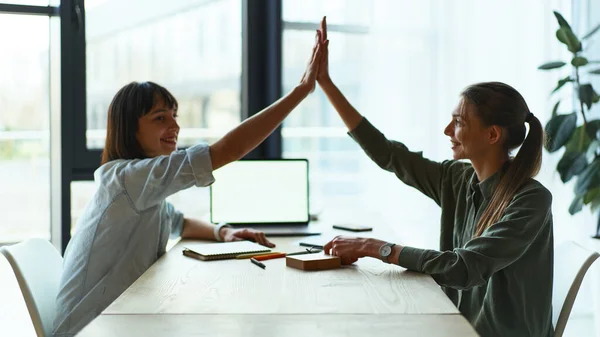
[1,0,600,336]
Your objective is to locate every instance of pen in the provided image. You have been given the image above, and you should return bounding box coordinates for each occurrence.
[299,242,324,249]
[253,253,287,261]
[236,251,280,259]
[286,248,322,256]
[250,257,266,269]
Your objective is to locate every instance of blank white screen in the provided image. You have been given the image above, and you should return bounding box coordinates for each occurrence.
[210,160,309,223]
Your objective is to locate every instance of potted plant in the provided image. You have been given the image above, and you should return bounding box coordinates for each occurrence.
[538,11,600,237]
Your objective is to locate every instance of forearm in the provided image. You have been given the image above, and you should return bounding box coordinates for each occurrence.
[319,77,364,131]
[181,217,217,241]
[210,85,310,170]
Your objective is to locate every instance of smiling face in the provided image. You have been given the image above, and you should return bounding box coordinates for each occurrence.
[443,99,494,161]
[136,99,180,157]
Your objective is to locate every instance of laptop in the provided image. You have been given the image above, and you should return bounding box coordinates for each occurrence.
[210,159,321,236]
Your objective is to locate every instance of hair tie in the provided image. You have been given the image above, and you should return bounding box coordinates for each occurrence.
[525,112,534,123]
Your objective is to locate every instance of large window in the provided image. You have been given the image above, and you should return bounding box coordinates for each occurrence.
[282,0,572,247]
[0,14,54,242]
[85,0,242,149]
[69,0,243,230]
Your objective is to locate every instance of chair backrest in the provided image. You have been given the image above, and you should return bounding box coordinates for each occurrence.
[0,238,63,337]
[552,240,599,337]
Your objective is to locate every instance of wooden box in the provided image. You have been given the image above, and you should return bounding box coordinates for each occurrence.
[286,254,341,271]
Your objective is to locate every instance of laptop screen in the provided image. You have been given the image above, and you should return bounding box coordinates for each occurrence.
[210,159,309,224]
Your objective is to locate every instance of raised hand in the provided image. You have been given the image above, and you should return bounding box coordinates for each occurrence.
[299,30,324,93]
[317,16,330,83]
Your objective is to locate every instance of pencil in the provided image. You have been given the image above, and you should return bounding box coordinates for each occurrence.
[235,251,279,259]
[253,253,287,261]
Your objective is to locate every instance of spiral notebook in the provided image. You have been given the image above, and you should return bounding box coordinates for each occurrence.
[182,241,271,261]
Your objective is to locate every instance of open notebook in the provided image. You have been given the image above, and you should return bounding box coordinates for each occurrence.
[182,241,271,261]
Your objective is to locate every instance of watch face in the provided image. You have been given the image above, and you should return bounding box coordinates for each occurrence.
[380,245,392,257]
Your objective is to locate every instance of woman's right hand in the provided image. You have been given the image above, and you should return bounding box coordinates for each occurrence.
[309,15,364,131]
[317,16,331,84]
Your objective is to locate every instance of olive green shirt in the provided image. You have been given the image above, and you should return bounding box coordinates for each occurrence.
[349,118,553,337]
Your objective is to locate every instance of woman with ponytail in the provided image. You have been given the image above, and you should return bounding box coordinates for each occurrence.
[317,18,553,337]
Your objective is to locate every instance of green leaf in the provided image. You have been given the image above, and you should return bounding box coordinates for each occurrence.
[575,160,600,195]
[557,152,588,182]
[582,22,600,40]
[565,125,593,153]
[556,27,583,53]
[584,188,600,204]
[539,61,567,70]
[552,101,561,118]
[591,196,600,214]
[572,56,589,67]
[585,120,600,140]
[552,77,573,94]
[591,68,600,75]
[579,84,597,110]
[544,113,578,152]
[554,11,573,30]
[569,195,584,215]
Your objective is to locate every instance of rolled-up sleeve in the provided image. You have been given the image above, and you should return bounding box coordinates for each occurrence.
[120,143,215,212]
[397,186,552,290]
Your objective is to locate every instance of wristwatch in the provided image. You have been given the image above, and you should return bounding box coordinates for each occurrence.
[379,242,396,263]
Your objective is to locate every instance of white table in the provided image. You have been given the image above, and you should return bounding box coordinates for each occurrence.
[77,229,478,336]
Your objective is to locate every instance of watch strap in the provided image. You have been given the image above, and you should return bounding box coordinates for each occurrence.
[213,222,231,242]
[381,242,396,263]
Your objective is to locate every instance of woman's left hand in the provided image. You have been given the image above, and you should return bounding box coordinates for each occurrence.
[298,30,324,94]
[323,236,382,265]
[221,228,276,248]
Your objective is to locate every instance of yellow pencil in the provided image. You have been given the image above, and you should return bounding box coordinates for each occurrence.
[235,251,280,259]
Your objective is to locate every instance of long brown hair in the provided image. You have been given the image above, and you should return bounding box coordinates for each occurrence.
[101,81,178,165]
[461,82,544,237]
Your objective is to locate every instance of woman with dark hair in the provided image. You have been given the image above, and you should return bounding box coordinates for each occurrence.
[317,18,553,337]
[53,33,324,337]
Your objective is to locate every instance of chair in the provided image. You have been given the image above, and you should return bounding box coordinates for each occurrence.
[0,238,63,337]
[552,240,599,337]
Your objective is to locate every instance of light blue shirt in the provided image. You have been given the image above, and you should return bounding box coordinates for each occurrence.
[53,144,214,337]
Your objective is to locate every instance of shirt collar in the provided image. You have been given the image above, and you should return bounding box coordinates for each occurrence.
[468,161,510,200]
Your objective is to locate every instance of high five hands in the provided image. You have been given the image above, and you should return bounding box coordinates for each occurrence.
[299,16,330,93]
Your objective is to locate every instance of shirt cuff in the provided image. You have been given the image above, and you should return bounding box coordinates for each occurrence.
[185,144,216,187]
[396,246,427,272]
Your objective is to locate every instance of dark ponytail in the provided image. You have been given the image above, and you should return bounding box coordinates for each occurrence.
[461,82,544,237]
